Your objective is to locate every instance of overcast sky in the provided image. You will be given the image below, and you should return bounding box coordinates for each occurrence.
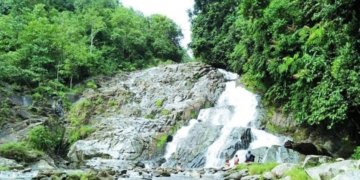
[120,0,194,50]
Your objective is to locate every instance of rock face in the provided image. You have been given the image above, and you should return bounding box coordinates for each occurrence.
[259,108,356,158]
[67,63,226,170]
[163,122,222,168]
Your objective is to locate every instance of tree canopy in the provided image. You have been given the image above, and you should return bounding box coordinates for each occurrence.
[0,0,185,91]
[191,0,360,136]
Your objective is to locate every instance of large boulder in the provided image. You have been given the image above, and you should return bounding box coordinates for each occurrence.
[302,155,332,168]
[306,160,360,180]
[271,163,297,178]
[250,145,302,164]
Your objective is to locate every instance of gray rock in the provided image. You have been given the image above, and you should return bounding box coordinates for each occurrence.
[262,171,274,180]
[190,170,201,178]
[251,145,302,164]
[332,170,360,180]
[0,157,23,170]
[280,176,291,180]
[242,175,261,180]
[30,160,55,170]
[302,155,332,168]
[153,169,171,177]
[17,108,32,119]
[135,161,145,168]
[67,63,226,170]
[306,160,360,180]
[224,169,248,180]
[271,163,297,178]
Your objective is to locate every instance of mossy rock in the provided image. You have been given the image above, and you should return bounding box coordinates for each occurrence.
[0,142,43,163]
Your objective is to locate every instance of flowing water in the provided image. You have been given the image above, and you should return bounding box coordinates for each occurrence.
[164,70,285,169]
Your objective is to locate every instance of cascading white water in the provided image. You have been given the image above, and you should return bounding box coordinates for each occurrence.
[165,119,198,160]
[164,69,283,168]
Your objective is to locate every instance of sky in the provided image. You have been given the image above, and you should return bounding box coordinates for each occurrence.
[120,0,194,50]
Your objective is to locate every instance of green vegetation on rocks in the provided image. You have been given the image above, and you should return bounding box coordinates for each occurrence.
[28,125,62,152]
[67,98,97,143]
[351,146,360,160]
[249,163,278,175]
[156,134,169,148]
[0,166,10,171]
[155,98,165,108]
[0,142,43,163]
[285,167,311,180]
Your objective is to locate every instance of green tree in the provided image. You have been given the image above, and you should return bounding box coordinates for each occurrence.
[148,14,184,62]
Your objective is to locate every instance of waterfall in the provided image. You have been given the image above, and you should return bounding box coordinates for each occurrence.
[164,69,284,169]
[165,119,198,160]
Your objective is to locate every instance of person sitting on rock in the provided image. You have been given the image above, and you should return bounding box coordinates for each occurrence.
[234,155,239,166]
[245,151,255,163]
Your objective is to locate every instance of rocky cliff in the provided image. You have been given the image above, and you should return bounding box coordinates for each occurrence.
[66,63,226,170]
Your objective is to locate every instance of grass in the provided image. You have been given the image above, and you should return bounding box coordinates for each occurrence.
[236,162,278,175]
[248,162,278,175]
[0,166,10,171]
[235,163,249,170]
[285,167,311,180]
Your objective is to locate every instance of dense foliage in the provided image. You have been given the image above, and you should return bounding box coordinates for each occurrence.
[191,0,360,138]
[0,0,184,92]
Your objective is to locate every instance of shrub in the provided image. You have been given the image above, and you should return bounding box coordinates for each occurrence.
[285,167,311,180]
[28,125,61,152]
[0,142,42,162]
[351,146,360,159]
